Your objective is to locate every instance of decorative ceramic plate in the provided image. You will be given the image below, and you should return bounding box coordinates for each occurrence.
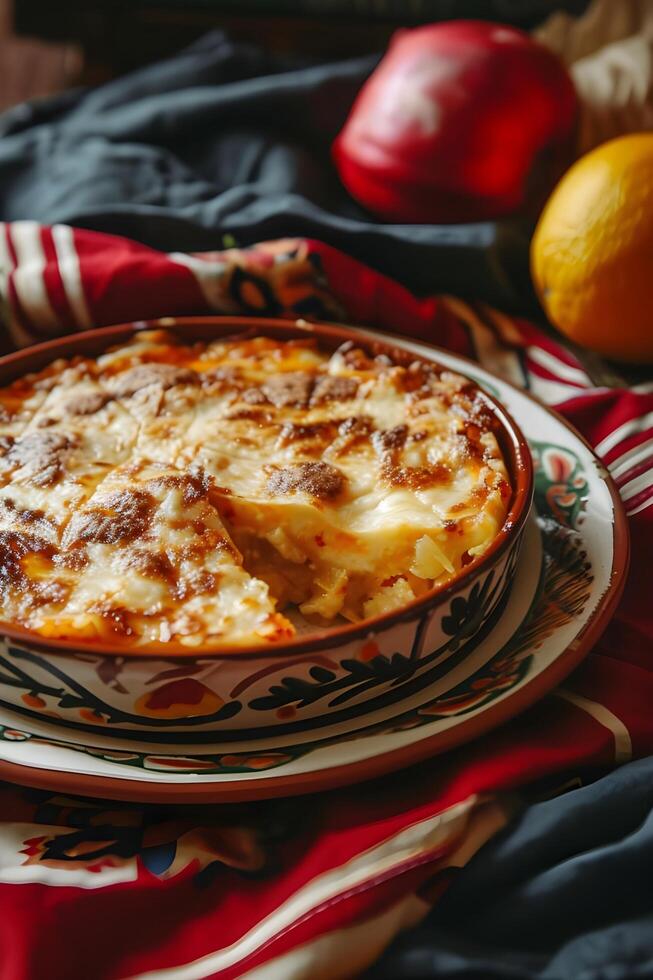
[0,336,628,802]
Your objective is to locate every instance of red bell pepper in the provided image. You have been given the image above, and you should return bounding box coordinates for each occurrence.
[333,21,577,223]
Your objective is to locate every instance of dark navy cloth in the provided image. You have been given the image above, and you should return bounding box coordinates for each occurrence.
[0,31,529,309]
[369,757,653,979]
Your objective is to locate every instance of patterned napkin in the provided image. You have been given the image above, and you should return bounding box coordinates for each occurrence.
[0,223,650,980]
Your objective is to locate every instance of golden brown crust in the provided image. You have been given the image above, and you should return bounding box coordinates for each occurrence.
[109,363,198,398]
[0,528,56,594]
[276,421,338,449]
[62,391,111,416]
[310,374,359,405]
[265,461,346,501]
[372,425,409,454]
[144,468,212,506]
[380,461,452,490]
[260,371,313,408]
[63,489,156,546]
[0,431,73,487]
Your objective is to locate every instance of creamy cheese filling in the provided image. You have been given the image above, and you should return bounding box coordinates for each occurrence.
[0,331,511,649]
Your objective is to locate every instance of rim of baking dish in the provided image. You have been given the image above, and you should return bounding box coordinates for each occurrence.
[0,316,534,660]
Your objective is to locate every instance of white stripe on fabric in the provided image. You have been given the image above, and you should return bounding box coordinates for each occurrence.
[0,223,37,348]
[555,690,632,764]
[609,437,653,480]
[527,374,584,405]
[0,222,12,279]
[620,469,653,504]
[168,251,235,312]
[241,798,512,980]
[626,491,653,517]
[587,384,653,397]
[0,222,12,315]
[594,411,653,459]
[525,346,589,387]
[8,220,61,332]
[51,223,93,329]
[239,892,428,980]
[127,798,477,980]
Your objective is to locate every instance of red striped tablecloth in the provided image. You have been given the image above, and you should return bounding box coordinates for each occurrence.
[0,224,650,980]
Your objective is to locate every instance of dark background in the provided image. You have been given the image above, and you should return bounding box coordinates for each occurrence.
[16,1,590,79]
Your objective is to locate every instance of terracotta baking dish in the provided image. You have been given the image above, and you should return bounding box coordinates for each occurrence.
[0,317,533,741]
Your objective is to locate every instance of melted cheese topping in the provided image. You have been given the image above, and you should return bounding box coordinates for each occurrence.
[0,331,511,650]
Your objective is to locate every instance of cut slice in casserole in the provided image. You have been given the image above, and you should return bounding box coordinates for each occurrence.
[40,460,292,647]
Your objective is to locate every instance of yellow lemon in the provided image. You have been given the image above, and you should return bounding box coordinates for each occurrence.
[531,133,653,362]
